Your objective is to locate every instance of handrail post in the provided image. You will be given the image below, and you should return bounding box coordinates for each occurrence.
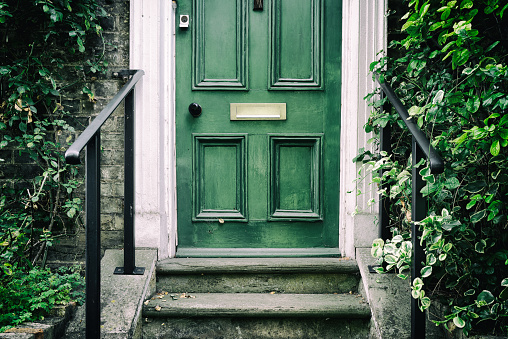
[411,137,426,339]
[124,89,135,274]
[113,85,144,276]
[85,132,101,339]
[379,100,392,241]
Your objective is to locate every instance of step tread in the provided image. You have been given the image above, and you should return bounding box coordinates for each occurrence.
[157,257,359,274]
[143,292,370,318]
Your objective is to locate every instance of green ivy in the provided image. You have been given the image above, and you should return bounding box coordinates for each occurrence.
[358,0,508,335]
[0,0,106,329]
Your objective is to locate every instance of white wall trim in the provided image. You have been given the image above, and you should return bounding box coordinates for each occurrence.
[340,0,387,257]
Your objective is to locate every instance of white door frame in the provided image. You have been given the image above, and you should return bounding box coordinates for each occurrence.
[130,0,386,259]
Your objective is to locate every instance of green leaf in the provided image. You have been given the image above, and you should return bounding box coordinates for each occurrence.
[499,287,508,301]
[441,7,451,20]
[463,180,486,193]
[491,140,501,156]
[475,239,486,253]
[442,220,461,231]
[460,0,473,9]
[476,290,495,306]
[77,36,85,53]
[419,3,430,17]
[466,96,480,113]
[501,278,508,287]
[429,22,443,31]
[453,316,465,328]
[500,3,508,18]
[443,243,453,252]
[385,255,398,265]
[444,177,460,189]
[464,289,475,296]
[19,122,27,133]
[67,208,76,218]
[426,253,437,266]
[452,49,470,69]
[421,265,432,278]
[471,209,487,224]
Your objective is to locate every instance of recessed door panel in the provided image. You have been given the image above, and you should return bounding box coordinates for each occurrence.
[269,135,322,220]
[193,0,248,89]
[193,135,247,221]
[269,0,323,89]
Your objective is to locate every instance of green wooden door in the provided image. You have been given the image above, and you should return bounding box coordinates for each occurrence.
[175,0,341,257]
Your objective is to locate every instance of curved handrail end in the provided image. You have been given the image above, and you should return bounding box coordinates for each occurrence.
[65,149,81,165]
[430,158,444,174]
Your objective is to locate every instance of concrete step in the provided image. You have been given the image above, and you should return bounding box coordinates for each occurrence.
[156,257,361,294]
[142,292,371,339]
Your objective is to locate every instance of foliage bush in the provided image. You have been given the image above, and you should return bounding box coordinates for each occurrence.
[0,265,85,332]
[359,0,508,335]
[0,0,106,329]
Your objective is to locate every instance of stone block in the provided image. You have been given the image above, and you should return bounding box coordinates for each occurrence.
[101,165,124,181]
[101,149,125,165]
[101,196,123,214]
[101,213,124,231]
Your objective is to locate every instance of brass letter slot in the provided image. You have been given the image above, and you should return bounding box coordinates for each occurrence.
[230,103,286,121]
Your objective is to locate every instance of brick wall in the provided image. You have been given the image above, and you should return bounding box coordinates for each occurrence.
[49,0,131,262]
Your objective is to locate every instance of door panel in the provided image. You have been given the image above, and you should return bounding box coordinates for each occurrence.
[269,0,323,88]
[269,135,322,220]
[176,0,341,256]
[193,134,247,221]
[193,0,247,89]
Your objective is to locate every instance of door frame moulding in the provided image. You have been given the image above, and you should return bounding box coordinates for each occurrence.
[130,0,176,259]
[340,0,387,257]
[130,0,387,259]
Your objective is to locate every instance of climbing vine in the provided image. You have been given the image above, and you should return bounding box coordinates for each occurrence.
[358,0,508,335]
[0,0,106,329]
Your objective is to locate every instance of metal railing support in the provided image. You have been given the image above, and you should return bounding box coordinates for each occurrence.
[411,138,427,339]
[379,106,392,241]
[85,132,101,339]
[376,75,445,339]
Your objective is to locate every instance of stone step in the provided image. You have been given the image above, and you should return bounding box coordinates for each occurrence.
[142,292,371,339]
[156,257,361,294]
[143,292,370,318]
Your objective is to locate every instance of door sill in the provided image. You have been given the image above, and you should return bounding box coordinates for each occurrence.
[175,248,341,258]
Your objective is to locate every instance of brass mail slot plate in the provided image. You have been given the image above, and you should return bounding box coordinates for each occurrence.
[230,103,286,120]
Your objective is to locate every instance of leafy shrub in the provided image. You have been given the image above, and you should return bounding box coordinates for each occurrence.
[0,0,106,330]
[0,266,85,332]
[359,0,508,335]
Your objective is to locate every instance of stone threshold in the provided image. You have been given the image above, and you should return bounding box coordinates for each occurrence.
[157,257,360,274]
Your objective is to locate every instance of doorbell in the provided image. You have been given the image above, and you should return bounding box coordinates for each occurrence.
[179,15,189,28]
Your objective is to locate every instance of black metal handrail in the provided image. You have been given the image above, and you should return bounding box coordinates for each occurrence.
[65,69,144,338]
[376,74,445,339]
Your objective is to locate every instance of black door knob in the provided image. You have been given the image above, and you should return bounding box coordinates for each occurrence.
[189,103,202,117]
